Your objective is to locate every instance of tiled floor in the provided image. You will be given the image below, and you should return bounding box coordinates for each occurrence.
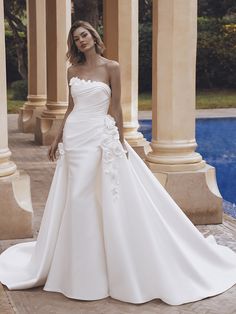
[1,114,236,314]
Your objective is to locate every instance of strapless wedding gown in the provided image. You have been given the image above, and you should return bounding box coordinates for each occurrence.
[1,77,236,306]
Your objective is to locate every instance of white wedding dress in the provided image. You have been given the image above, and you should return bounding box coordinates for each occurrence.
[1,77,236,306]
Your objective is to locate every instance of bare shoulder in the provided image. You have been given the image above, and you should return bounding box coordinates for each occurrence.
[102,59,120,80]
[67,64,80,83]
[67,64,79,76]
[105,59,120,71]
[67,65,74,77]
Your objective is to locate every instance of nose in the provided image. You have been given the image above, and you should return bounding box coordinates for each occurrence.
[77,37,83,44]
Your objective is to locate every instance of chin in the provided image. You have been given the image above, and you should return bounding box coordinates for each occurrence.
[82,45,94,52]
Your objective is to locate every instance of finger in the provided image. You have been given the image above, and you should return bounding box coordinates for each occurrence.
[49,150,54,162]
[49,149,53,160]
[48,147,52,158]
[53,150,57,161]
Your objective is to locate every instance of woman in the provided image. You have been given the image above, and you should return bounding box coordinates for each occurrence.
[1,20,236,306]
[48,20,128,162]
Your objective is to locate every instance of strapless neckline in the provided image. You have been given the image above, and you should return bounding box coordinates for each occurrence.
[70,76,111,93]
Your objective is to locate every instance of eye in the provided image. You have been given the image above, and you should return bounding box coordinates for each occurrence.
[82,33,87,38]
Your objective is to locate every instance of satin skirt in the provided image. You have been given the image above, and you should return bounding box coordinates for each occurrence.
[1,113,236,305]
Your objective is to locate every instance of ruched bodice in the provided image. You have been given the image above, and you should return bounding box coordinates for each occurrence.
[68,77,111,118]
[63,77,121,157]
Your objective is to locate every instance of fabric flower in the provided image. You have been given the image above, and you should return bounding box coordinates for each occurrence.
[58,142,65,156]
[103,149,114,163]
[100,114,127,201]
[104,115,116,129]
[112,143,124,158]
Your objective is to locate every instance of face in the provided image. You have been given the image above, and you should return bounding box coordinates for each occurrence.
[73,26,96,53]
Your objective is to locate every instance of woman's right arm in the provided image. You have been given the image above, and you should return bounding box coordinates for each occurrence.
[48,68,75,161]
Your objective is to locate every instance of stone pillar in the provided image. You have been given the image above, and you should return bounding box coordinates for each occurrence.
[18,0,47,133]
[103,0,151,158]
[35,0,71,145]
[145,0,222,224]
[0,0,33,239]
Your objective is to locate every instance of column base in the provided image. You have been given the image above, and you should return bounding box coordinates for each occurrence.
[35,115,64,145]
[0,170,33,240]
[145,162,223,225]
[126,137,152,159]
[18,105,45,133]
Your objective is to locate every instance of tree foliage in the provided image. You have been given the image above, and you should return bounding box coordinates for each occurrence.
[139,0,152,24]
[138,0,152,92]
[198,0,236,18]
[197,17,236,88]
[4,0,27,80]
[197,1,236,88]
[72,0,101,29]
[139,23,152,92]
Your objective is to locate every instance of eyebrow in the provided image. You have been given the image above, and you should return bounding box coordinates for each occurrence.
[73,31,87,38]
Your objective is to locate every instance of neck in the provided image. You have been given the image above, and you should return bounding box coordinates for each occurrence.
[83,48,101,67]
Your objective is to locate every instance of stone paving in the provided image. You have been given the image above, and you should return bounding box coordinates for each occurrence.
[1,114,236,314]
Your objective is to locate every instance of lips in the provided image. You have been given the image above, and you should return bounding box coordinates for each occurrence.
[81,44,87,48]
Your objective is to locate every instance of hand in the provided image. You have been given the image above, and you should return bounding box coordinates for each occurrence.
[48,139,59,162]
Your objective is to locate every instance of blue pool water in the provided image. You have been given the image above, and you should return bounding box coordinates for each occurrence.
[138,118,236,207]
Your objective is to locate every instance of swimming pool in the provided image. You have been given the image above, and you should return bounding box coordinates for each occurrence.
[138,118,236,207]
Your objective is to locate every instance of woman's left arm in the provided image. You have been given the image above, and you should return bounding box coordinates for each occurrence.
[108,61,128,155]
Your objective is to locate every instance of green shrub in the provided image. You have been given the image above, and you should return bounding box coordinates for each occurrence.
[11,80,28,100]
[139,23,152,92]
[197,17,236,89]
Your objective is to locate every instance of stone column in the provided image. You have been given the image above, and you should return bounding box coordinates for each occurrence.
[35,0,71,145]
[145,0,222,224]
[0,0,33,239]
[103,0,151,158]
[18,0,47,133]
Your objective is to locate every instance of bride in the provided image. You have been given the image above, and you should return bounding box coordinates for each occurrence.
[1,20,236,306]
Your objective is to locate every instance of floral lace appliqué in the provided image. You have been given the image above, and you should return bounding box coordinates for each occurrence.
[58,142,65,156]
[101,115,126,201]
[56,142,65,163]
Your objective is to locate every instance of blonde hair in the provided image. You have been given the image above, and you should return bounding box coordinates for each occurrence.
[66,20,105,64]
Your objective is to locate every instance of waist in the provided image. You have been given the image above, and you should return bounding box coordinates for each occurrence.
[67,111,108,122]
